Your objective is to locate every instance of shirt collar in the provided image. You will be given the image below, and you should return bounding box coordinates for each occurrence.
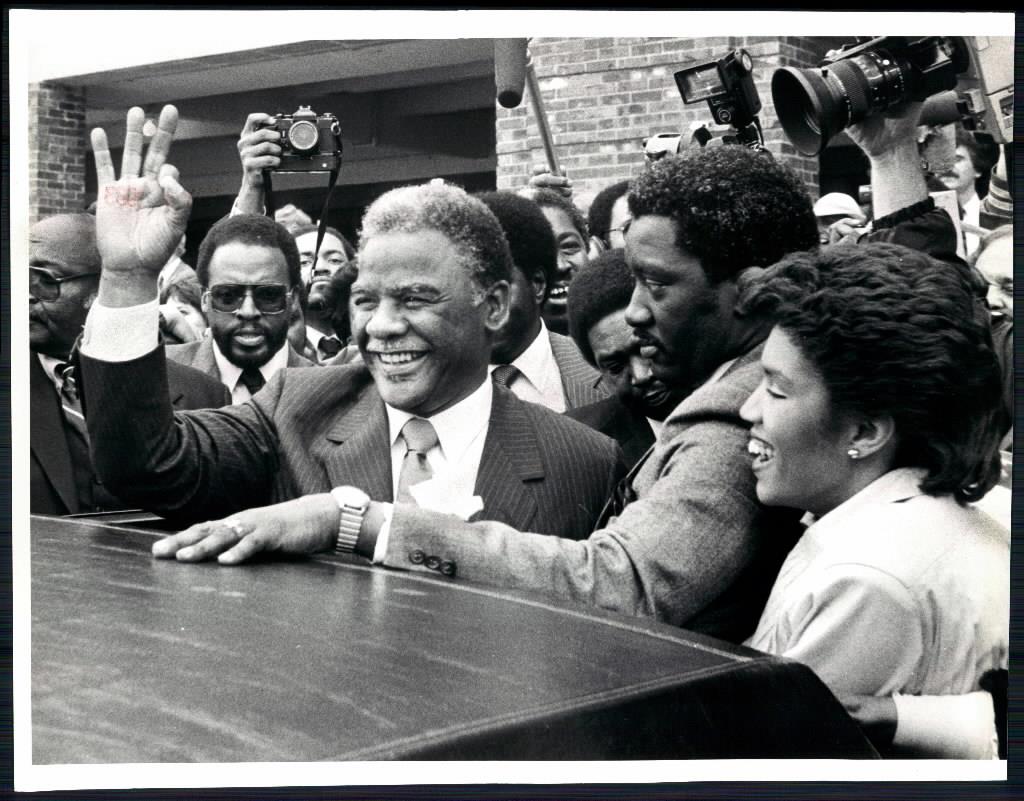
[305,326,326,349]
[802,467,929,533]
[504,319,557,390]
[385,376,493,465]
[211,338,291,390]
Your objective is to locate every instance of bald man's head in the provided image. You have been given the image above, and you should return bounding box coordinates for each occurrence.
[29,213,103,358]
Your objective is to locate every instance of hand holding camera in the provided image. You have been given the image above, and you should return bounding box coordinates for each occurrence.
[237,112,283,188]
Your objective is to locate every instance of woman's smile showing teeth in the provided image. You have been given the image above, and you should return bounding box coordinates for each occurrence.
[748,437,775,468]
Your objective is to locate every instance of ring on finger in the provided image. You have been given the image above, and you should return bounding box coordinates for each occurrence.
[224,518,248,538]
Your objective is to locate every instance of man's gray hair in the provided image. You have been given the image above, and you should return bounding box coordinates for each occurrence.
[359,182,513,290]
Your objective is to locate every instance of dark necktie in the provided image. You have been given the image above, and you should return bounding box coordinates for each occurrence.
[55,362,88,441]
[239,367,266,396]
[318,336,343,360]
[491,363,521,389]
[396,418,439,504]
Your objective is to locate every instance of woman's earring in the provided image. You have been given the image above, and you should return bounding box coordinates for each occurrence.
[847,448,861,460]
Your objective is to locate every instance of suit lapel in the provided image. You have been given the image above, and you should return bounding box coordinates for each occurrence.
[30,355,78,512]
[193,339,220,381]
[473,388,541,530]
[548,330,606,409]
[323,384,394,502]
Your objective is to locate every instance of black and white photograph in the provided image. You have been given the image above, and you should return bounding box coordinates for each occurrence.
[8,8,1017,795]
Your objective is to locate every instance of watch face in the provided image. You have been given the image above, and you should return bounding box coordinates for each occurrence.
[333,486,369,509]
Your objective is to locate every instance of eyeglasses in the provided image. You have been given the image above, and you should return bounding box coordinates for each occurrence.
[29,267,101,301]
[205,284,291,314]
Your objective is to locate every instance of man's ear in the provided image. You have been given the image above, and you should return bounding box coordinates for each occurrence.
[201,291,211,315]
[849,413,897,460]
[530,270,547,307]
[482,280,511,334]
[82,291,98,311]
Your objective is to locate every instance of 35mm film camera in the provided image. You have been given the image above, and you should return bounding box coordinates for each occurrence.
[260,105,343,172]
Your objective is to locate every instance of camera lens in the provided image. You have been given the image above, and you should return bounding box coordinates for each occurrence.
[772,49,906,156]
[288,119,320,154]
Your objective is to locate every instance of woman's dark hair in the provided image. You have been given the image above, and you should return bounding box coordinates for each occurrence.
[628,147,819,284]
[737,242,1004,503]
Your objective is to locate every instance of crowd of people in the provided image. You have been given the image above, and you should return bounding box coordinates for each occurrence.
[29,91,1012,760]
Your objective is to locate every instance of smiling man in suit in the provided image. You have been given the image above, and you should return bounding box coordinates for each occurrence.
[77,106,622,542]
[165,214,313,404]
[30,213,229,515]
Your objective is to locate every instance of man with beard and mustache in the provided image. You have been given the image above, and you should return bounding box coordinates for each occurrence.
[30,213,229,515]
[293,224,359,364]
[477,191,608,413]
[566,248,683,468]
[165,214,313,403]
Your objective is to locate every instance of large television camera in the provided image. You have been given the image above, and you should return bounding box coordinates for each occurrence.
[771,36,1012,156]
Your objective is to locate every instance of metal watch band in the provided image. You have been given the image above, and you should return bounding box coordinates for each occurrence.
[331,487,369,554]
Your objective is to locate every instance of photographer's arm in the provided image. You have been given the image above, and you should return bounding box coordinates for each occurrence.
[232,113,281,216]
[846,101,928,220]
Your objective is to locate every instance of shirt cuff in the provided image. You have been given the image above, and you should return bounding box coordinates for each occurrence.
[371,503,394,564]
[80,299,161,362]
[893,692,998,759]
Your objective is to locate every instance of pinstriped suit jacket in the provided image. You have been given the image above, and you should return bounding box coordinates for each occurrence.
[166,337,314,386]
[79,347,624,539]
[547,331,610,410]
[383,344,802,643]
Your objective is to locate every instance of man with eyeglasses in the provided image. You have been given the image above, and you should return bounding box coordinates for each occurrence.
[165,214,313,404]
[293,224,359,364]
[30,213,229,515]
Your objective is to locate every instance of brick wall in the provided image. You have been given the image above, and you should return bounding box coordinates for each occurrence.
[496,36,826,205]
[29,81,87,224]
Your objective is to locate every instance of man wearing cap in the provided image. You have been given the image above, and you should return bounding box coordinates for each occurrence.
[812,192,867,245]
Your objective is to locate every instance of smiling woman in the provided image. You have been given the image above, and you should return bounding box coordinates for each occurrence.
[735,241,1008,756]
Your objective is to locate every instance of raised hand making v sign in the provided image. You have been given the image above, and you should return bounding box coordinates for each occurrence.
[90,105,192,307]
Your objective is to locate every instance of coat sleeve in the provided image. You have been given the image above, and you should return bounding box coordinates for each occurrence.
[79,346,285,523]
[384,404,764,628]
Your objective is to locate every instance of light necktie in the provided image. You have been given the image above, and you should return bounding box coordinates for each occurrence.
[239,367,266,396]
[396,418,439,504]
[491,363,521,389]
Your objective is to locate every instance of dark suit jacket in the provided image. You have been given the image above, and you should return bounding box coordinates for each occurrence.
[31,352,230,515]
[568,396,656,470]
[547,331,609,410]
[165,337,314,387]
[79,349,624,539]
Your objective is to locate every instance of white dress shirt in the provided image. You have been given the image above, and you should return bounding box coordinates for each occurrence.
[489,320,566,413]
[372,378,493,563]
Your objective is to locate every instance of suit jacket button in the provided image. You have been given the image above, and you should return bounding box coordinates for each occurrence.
[424,555,441,571]
[409,550,425,565]
[440,560,457,577]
